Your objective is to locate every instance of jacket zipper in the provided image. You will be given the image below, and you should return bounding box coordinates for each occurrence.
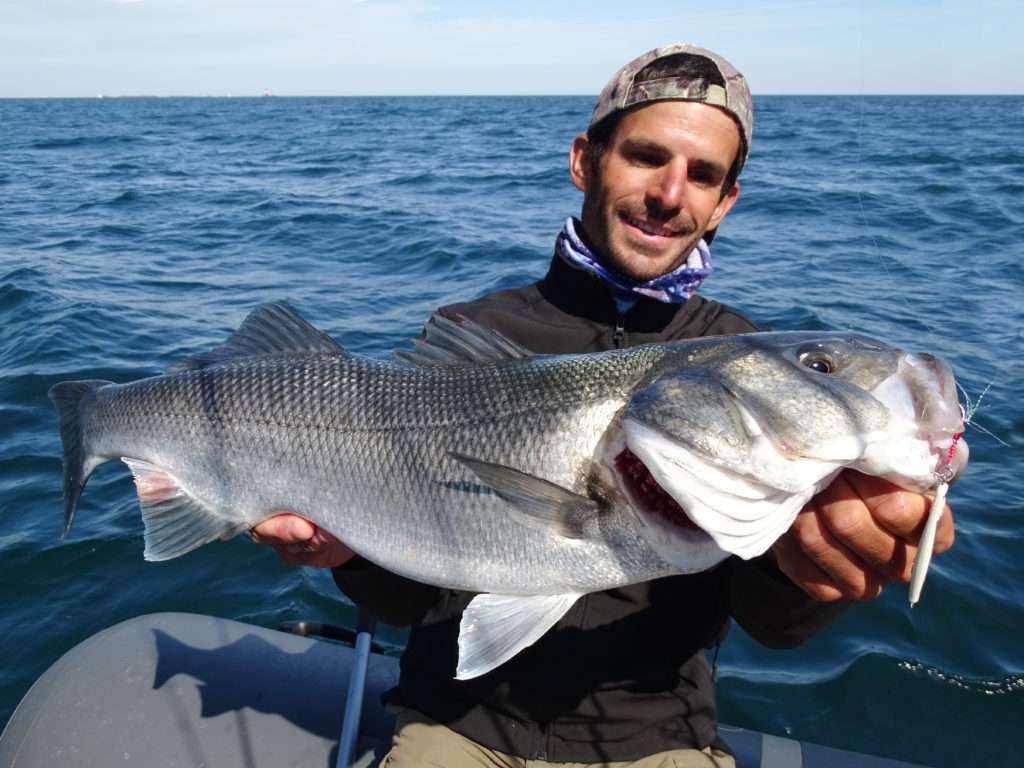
[612,317,626,348]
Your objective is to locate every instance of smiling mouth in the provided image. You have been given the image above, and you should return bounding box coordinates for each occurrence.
[623,214,683,239]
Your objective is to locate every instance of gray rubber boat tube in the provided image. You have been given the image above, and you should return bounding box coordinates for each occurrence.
[338,610,378,768]
[0,612,934,768]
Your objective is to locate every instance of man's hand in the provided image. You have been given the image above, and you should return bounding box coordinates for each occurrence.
[771,469,955,602]
[250,513,356,569]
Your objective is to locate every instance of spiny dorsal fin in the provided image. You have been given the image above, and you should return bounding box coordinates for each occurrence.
[168,302,345,372]
[395,313,533,367]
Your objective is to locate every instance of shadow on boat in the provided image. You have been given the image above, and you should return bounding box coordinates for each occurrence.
[0,612,929,768]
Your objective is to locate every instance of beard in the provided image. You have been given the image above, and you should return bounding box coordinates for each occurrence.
[594,205,701,281]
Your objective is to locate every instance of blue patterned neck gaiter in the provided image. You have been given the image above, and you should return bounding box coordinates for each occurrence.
[555,218,713,314]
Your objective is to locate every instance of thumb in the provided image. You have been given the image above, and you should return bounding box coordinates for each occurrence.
[285,516,316,542]
[251,513,314,544]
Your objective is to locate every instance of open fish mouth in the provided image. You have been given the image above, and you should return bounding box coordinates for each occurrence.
[613,447,699,532]
[616,415,839,562]
[608,434,730,573]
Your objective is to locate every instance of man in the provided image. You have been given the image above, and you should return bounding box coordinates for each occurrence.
[253,44,954,766]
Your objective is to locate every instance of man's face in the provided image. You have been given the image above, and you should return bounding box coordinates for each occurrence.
[570,101,741,281]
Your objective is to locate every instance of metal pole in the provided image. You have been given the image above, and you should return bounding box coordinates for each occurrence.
[336,610,377,768]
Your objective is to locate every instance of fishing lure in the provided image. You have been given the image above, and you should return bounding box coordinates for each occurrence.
[907,453,956,607]
[908,384,990,606]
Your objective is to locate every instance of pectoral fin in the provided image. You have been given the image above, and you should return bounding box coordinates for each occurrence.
[456,592,582,680]
[449,453,599,538]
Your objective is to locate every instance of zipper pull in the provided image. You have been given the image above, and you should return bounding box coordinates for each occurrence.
[612,319,625,348]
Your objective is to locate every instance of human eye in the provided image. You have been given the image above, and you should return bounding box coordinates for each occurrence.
[628,151,661,167]
[622,142,666,167]
[688,162,724,187]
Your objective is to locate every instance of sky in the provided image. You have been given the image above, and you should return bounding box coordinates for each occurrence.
[1,0,1020,97]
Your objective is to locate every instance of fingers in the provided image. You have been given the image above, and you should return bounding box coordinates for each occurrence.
[771,530,846,602]
[774,470,956,602]
[778,501,885,601]
[273,530,351,568]
[250,514,317,547]
[843,473,955,552]
[249,514,317,548]
[249,512,356,569]
[812,473,913,585]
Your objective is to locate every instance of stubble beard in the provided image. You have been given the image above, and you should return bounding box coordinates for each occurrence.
[604,205,700,281]
[579,176,702,281]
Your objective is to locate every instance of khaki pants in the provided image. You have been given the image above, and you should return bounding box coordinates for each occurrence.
[380,709,735,768]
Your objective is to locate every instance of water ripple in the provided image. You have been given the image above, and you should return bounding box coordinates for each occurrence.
[896,660,1024,696]
[1,95,1021,759]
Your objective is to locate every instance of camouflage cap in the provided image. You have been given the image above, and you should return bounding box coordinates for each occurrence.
[589,43,753,174]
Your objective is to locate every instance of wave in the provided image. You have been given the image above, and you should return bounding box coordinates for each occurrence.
[30,134,144,150]
[896,659,1024,696]
[1,94,1021,756]
[719,650,1022,766]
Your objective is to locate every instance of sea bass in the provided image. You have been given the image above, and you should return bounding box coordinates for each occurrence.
[50,304,967,678]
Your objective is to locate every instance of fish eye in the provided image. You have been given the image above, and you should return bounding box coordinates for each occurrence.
[800,353,834,374]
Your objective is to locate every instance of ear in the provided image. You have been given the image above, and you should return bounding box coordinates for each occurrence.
[569,133,592,193]
[708,182,740,231]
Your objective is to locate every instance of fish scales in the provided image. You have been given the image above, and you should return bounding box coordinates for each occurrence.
[80,347,675,595]
[50,303,968,678]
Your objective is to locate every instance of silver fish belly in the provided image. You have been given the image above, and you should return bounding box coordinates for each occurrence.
[49,303,968,678]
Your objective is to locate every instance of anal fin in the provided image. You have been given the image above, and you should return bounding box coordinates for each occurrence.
[456,592,581,680]
[121,458,248,561]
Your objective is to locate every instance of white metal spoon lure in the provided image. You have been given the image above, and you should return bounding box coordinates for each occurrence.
[908,474,951,607]
[908,383,996,606]
[908,394,976,606]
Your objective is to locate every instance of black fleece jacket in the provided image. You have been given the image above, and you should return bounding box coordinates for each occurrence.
[332,253,848,762]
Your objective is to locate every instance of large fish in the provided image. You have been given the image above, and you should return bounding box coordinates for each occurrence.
[49,304,967,678]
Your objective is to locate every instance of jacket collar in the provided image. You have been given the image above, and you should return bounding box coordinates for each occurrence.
[536,250,703,333]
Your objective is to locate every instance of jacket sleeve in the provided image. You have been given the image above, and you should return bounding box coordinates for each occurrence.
[723,554,849,648]
[331,556,442,627]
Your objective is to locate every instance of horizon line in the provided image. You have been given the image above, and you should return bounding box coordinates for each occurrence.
[2,92,1021,99]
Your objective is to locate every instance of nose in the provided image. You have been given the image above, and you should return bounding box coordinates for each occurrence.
[646,161,687,214]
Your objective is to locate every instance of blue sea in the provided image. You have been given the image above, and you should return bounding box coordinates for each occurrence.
[1,95,1021,767]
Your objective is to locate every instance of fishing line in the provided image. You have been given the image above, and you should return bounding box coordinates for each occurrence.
[850,0,945,352]
[957,382,1010,448]
[852,0,886,301]
[847,1,998,608]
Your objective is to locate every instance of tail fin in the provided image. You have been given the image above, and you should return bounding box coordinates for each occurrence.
[48,380,112,536]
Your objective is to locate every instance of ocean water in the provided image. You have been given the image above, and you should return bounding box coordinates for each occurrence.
[1,95,1022,766]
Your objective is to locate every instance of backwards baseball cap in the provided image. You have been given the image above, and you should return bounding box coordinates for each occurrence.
[589,43,753,176]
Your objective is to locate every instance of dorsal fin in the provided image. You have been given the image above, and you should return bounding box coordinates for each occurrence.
[395,313,533,367]
[167,302,345,372]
